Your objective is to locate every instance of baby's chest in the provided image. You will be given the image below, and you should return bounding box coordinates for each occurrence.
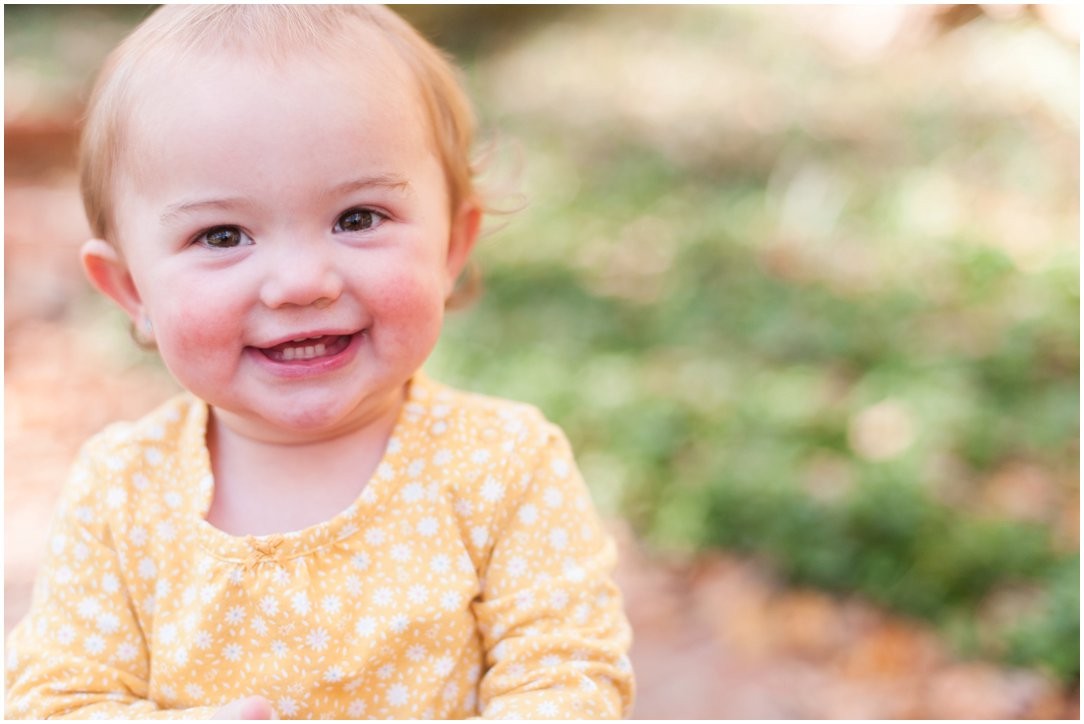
[141,513,485,717]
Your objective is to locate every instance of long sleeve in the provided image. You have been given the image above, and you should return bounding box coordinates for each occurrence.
[4,440,216,720]
[471,424,634,719]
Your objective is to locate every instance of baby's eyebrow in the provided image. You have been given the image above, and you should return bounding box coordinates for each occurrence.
[158,175,411,225]
[332,174,412,196]
[160,197,250,225]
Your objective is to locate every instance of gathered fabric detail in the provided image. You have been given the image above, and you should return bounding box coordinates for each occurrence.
[243,535,285,569]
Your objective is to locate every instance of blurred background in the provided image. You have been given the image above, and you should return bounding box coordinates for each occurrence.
[4,4,1079,718]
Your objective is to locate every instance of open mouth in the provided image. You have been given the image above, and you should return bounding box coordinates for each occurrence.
[259,334,355,363]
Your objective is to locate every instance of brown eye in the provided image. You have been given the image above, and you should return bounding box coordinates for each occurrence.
[336,209,380,232]
[201,226,247,248]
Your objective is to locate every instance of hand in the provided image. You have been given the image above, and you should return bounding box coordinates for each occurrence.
[211,695,278,719]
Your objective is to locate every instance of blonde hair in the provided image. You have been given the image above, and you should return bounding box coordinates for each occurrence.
[80,4,485,306]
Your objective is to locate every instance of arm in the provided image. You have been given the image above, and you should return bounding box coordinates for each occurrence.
[4,443,221,720]
[471,425,635,719]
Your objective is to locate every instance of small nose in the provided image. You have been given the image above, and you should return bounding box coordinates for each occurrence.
[259,241,344,309]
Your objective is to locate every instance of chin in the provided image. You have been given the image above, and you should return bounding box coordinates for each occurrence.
[274,408,341,432]
[259,386,399,438]
[264,398,360,434]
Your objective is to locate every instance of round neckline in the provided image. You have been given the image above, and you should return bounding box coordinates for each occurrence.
[183,374,435,564]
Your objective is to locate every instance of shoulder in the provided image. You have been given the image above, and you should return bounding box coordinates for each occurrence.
[411,377,602,574]
[408,374,564,455]
[79,393,205,467]
[404,376,582,514]
[63,393,207,509]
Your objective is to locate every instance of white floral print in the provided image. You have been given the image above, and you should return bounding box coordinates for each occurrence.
[5,374,633,719]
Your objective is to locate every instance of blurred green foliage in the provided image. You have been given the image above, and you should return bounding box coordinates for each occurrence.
[6,4,1079,684]
[421,6,1079,682]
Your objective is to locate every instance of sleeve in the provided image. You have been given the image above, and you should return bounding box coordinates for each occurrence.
[471,424,635,719]
[4,442,218,720]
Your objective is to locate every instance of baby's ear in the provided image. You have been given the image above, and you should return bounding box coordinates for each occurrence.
[80,239,145,322]
[444,202,482,296]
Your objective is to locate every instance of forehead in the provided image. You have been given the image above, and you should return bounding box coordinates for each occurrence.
[120,40,434,196]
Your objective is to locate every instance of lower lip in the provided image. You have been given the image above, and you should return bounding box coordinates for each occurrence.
[246,332,364,379]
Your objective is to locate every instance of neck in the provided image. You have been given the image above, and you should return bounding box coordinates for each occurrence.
[202,387,406,536]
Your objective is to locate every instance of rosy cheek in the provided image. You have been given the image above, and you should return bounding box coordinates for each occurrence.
[370,267,446,332]
[154,306,237,370]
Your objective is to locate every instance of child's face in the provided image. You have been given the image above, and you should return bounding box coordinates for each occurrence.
[84,48,479,443]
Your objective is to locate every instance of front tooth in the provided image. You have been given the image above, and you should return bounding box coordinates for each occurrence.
[304,345,315,358]
[314,343,326,356]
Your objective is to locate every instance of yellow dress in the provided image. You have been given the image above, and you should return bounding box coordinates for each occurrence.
[5,374,634,719]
